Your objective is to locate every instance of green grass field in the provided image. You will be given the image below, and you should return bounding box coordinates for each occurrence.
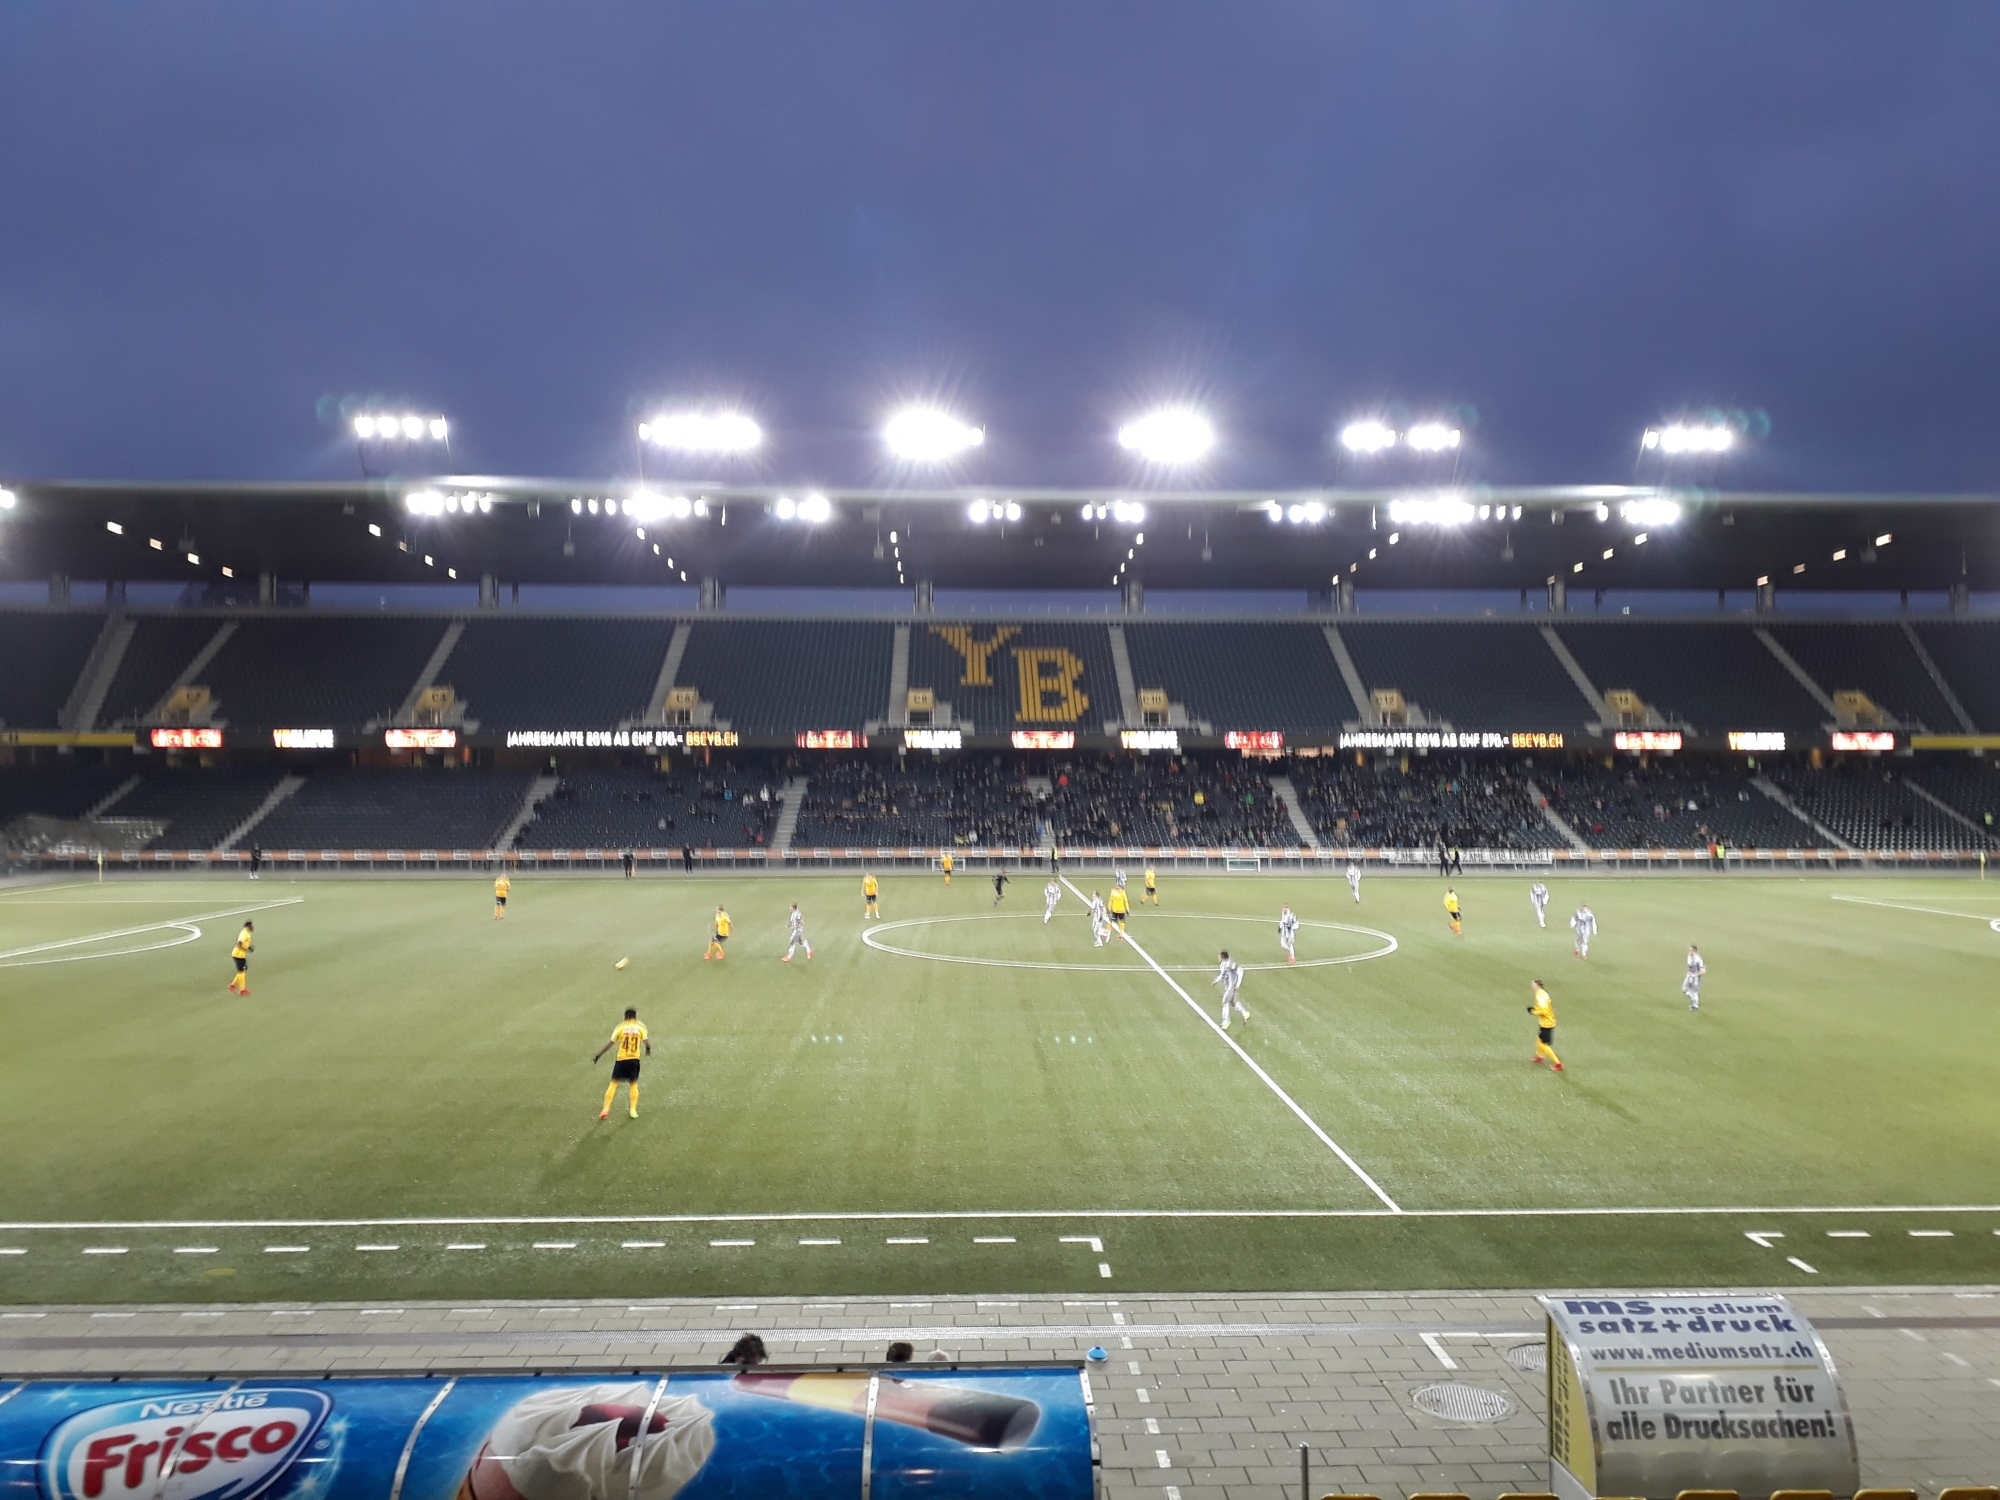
[2,868,1997,1304]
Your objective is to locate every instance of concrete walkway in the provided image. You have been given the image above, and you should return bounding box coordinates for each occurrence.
[2,1287,1996,1498]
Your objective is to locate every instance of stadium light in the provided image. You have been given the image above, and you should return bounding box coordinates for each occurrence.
[1621,498,1682,526]
[1642,423,1734,455]
[799,494,831,523]
[641,411,763,454]
[776,496,797,520]
[884,408,984,462]
[0,489,15,509]
[1387,495,1475,526]
[1404,423,1461,452]
[355,412,448,443]
[1339,420,1397,454]
[404,490,446,516]
[1111,500,1146,524]
[1117,408,1214,465]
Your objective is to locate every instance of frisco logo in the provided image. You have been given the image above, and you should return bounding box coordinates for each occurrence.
[42,1388,332,1500]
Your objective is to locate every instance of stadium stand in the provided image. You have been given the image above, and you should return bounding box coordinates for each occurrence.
[1291,757,1548,848]
[1918,760,2000,836]
[1768,761,1997,851]
[253,767,534,849]
[1912,622,2000,731]
[110,766,291,851]
[0,611,105,729]
[96,615,224,729]
[792,761,1042,847]
[434,618,679,730]
[518,767,781,848]
[1555,622,1826,730]
[1764,622,1963,731]
[1539,759,1817,848]
[675,621,896,735]
[1121,622,1354,736]
[0,765,132,825]
[904,623,1116,731]
[1335,623,1595,730]
[1043,756,1296,845]
[197,617,448,730]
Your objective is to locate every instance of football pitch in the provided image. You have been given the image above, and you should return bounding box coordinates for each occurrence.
[1,868,1997,1305]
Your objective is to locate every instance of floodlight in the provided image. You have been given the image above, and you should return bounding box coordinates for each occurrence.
[186,552,199,564]
[798,494,831,523]
[968,500,991,523]
[776,497,798,520]
[1876,533,1892,547]
[1112,500,1146,523]
[1287,504,1304,523]
[1620,498,1682,526]
[1304,503,1325,523]
[670,496,693,518]
[1595,503,1610,521]
[1478,505,1490,520]
[353,415,375,439]
[0,489,15,509]
[1339,420,1397,454]
[643,411,763,453]
[428,418,448,441]
[368,524,382,537]
[1405,423,1461,452]
[588,498,599,514]
[397,415,421,439]
[1511,505,1523,520]
[405,490,445,516]
[1643,423,1734,455]
[884,408,985,462]
[888,531,897,544]
[1387,496,1474,526]
[1003,501,1021,522]
[1117,408,1214,465]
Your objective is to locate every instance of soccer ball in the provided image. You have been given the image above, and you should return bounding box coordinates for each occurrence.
[614,958,629,970]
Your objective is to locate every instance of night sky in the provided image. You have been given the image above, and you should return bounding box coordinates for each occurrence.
[1,4,1995,493]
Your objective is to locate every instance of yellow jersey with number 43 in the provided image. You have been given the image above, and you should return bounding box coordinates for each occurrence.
[610,1020,648,1060]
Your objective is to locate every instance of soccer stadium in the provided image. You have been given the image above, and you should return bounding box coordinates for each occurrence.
[7,7,2000,1497]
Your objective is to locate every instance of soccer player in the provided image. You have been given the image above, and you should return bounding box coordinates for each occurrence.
[1530,880,1550,928]
[1346,862,1361,904]
[1444,888,1462,936]
[1213,950,1249,1030]
[783,903,813,962]
[493,872,510,920]
[863,872,880,919]
[1113,866,1128,893]
[1107,882,1129,939]
[1570,903,1596,959]
[1144,865,1158,905]
[705,905,730,960]
[593,1007,651,1119]
[941,852,953,886]
[1527,980,1563,1071]
[1682,945,1706,1011]
[992,871,1009,906]
[1278,905,1299,963]
[227,921,254,995]
[1089,890,1110,947]
[1043,879,1061,923]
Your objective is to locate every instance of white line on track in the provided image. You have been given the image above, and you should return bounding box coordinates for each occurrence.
[1061,875,1402,1213]
[8,1203,2000,1230]
[0,898,304,966]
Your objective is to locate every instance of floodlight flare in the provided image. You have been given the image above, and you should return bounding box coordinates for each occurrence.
[1404,423,1461,452]
[884,408,985,462]
[1386,495,1475,526]
[1645,423,1735,455]
[798,494,831,523]
[644,411,763,454]
[1117,408,1214,465]
[1339,420,1397,454]
[1621,498,1682,526]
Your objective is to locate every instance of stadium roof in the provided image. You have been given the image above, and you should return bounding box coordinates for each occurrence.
[2,478,1995,594]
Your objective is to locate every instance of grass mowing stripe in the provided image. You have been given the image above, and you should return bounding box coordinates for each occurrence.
[1059,875,1401,1213]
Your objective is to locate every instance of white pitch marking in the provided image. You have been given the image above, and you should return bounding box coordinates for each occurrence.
[91,1312,135,1319]
[1420,1332,1458,1368]
[622,1240,666,1249]
[886,1237,928,1245]
[710,1242,754,1249]
[173,1247,219,1254]
[974,1237,1016,1244]
[1746,1231,1785,1248]
[799,1238,841,1246]
[356,1244,400,1252]
[1911,1230,1956,1237]
[1099,1262,1113,1278]
[1827,1231,1870,1238]
[180,1312,223,1318]
[1061,1236,1105,1253]
[863,910,1396,973]
[270,1310,313,1317]
[0,1249,25,1256]
[445,1243,486,1251]
[0,1312,45,1319]
[0,898,304,966]
[81,1247,127,1255]
[1833,895,2000,923]
[1062,875,1403,1212]
[1787,1257,1818,1274]
[264,1246,309,1254]
[533,1241,576,1249]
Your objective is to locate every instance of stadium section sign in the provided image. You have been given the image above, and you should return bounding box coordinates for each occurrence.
[1543,1293,1856,1500]
[1339,730,1563,751]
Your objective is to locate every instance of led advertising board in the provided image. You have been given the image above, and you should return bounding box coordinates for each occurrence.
[384,728,458,749]
[1224,731,1285,751]
[797,730,862,749]
[1613,731,1683,753]
[1120,729,1179,752]
[903,729,963,750]
[271,729,335,749]
[150,728,223,749]
[1727,731,1787,752]
[1011,730,1076,750]
[1830,731,1896,752]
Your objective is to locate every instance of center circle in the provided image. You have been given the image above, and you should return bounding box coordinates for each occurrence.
[861,911,1398,972]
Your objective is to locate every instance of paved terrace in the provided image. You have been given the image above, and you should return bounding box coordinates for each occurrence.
[3,1287,1996,1499]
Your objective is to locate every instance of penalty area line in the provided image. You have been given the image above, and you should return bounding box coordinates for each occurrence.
[1059,876,1401,1213]
[0,898,305,963]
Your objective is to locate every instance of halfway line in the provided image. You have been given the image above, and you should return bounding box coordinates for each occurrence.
[1060,876,1401,1213]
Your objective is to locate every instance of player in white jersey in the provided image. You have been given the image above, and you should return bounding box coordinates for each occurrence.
[1212,950,1249,1029]
[1570,903,1597,959]
[1278,905,1300,963]
[1530,880,1550,928]
[1346,862,1361,904]
[1089,891,1110,947]
[1113,866,1128,892]
[1043,879,1062,924]
[782,903,813,962]
[1682,945,1705,1010]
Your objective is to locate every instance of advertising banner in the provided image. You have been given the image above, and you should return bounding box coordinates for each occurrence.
[0,1369,1095,1500]
[1542,1294,1857,1500]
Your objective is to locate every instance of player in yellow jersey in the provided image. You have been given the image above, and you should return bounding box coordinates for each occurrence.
[493,873,511,920]
[593,1007,652,1118]
[941,852,953,886]
[1143,865,1158,905]
[705,905,731,959]
[1527,980,1563,1071]
[1107,883,1129,938]
[1444,888,1462,936]
[863,872,880,919]
[227,921,254,995]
